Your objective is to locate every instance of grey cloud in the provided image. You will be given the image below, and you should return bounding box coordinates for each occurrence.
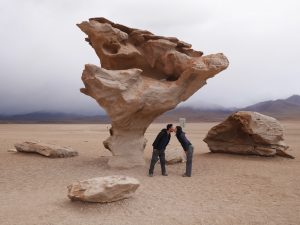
[0,0,299,114]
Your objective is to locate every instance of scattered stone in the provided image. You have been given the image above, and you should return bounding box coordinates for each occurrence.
[14,141,78,158]
[7,148,17,153]
[165,148,186,164]
[67,175,140,203]
[204,111,294,158]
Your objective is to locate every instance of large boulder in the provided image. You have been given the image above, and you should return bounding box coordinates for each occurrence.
[203,111,294,158]
[67,175,140,203]
[165,148,186,164]
[14,141,78,158]
[77,17,229,168]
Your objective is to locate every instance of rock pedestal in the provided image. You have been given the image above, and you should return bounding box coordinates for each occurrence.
[203,111,294,158]
[77,17,229,168]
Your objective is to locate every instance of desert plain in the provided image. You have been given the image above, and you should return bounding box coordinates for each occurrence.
[0,122,299,225]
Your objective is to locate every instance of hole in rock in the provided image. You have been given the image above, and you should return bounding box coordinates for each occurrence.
[141,69,179,81]
[102,41,120,54]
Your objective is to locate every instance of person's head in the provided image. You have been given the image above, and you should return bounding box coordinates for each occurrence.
[175,126,183,135]
[166,124,173,132]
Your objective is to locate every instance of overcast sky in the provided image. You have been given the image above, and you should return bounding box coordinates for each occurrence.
[0,0,299,115]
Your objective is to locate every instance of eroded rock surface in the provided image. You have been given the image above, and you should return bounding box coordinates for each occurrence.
[203,111,294,158]
[77,17,229,168]
[67,175,140,203]
[14,141,78,158]
[165,148,186,164]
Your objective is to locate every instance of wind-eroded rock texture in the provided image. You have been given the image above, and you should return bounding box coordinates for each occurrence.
[204,111,294,158]
[77,17,229,168]
[15,141,78,158]
[67,176,140,203]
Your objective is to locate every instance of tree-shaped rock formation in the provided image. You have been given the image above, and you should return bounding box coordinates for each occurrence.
[77,17,229,168]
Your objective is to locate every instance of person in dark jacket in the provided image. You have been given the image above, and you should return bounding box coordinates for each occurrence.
[175,126,194,177]
[148,124,173,177]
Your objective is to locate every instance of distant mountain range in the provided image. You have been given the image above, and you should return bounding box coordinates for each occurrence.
[0,95,299,123]
[157,94,300,122]
[241,95,300,119]
[0,112,110,124]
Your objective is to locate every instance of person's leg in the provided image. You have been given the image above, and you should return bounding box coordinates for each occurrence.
[185,145,194,177]
[149,149,159,175]
[159,151,167,175]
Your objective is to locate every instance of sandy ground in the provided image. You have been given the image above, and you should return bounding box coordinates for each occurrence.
[0,122,299,225]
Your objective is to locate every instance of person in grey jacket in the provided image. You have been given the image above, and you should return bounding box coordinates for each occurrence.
[148,124,173,177]
[175,126,194,177]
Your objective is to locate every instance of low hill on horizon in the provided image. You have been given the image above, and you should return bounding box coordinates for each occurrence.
[0,95,299,123]
[156,94,300,122]
[0,112,110,124]
[241,94,300,120]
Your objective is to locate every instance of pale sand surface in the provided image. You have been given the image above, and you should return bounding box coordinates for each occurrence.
[0,122,299,225]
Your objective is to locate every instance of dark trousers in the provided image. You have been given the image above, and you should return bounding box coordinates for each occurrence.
[149,149,166,174]
[185,145,194,176]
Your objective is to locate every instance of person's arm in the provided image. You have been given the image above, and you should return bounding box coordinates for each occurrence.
[165,134,171,146]
[180,133,188,151]
[176,133,184,150]
[152,131,163,147]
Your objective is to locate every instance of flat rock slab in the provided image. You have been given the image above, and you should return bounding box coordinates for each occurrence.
[14,141,78,158]
[204,111,294,158]
[67,175,140,203]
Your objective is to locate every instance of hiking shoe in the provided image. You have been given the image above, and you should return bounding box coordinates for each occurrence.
[182,173,191,177]
[162,173,168,176]
[148,173,153,177]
